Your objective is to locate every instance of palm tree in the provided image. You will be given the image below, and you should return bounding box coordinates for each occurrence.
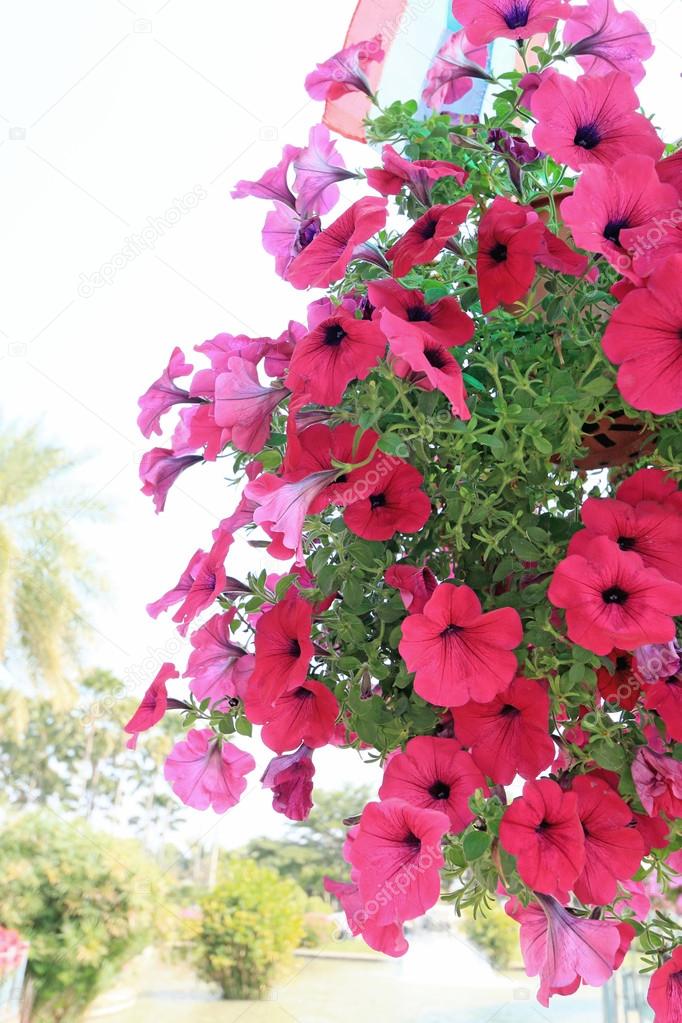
[0,424,99,702]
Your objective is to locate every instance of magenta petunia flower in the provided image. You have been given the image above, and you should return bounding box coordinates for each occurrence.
[387,199,474,278]
[368,278,474,349]
[563,0,653,86]
[423,30,492,109]
[137,347,195,438]
[378,736,488,833]
[293,125,359,216]
[232,143,301,209]
[139,448,202,513]
[214,356,289,453]
[172,404,230,462]
[366,144,467,206]
[285,196,388,290]
[257,680,339,754]
[347,798,449,925]
[453,675,555,785]
[164,728,255,812]
[532,71,664,171]
[517,68,557,112]
[571,775,644,905]
[617,468,682,512]
[341,457,432,542]
[184,610,247,704]
[454,0,571,45]
[548,535,682,655]
[384,563,438,615]
[124,661,178,748]
[250,594,314,706]
[632,748,682,819]
[506,893,630,1006]
[635,641,681,683]
[399,582,522,707]
[261,745,315,821]
[305,36,384,102]
[476,196,544,313]
[500,779,585,898]
[601,255,682,415]
[323,875,408,957]
[647,944,682,1023]
[262,205,321,279]
[645,673,682,743]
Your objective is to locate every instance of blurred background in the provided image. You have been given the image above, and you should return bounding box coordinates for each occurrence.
[0,0,679,1020]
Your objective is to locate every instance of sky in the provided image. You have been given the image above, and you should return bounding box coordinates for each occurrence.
[1,0,680,851]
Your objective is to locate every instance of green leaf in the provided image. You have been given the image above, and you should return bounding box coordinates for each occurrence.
[462,830,491,861]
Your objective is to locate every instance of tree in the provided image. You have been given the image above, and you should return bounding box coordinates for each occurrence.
[0,424,98,700]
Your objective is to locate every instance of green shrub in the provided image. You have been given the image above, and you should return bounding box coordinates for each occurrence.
[196,859,305,999]
[300,911,336,949]
[0,813,164,1021]
[462,901,520,971]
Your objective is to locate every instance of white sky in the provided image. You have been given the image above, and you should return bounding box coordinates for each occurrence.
[1,0,679,850]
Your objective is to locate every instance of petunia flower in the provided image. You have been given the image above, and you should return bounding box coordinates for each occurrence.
[517,68,557,112]
[601,254,682,415]
[399,582,522,707]
[647,943,682,1022]
[476,196,545,313]
[366,144,467,206]
[293,124,359,216]
[250,594,314,705]
[597,649,641,710]
[139,448,202,513]
[454,0,571,45]
[548,535,682,655]
[164,728,255,812]
[184,610,247,704]
[378,736,488,833]
[632,747,682,819]
[341,457,432,541]
[423,30,493,109]
[262,205,322,279]
[384,563,438,615]
[347,798,450,925]
[563,0,653,86]
[323,874,408,957]
[617,468,682,512]
[453,675,555,785]
[571,775,644,905]
[387,199,474,278]
[285,196,388,290]
[368,278,474,349]
[137,347,196,438]
[305,36,384,102]
[568,494,682,584]
[172,403,230,462]
[506,893,631,1006]
[658,150,682,196]
[257,680,340,754]
[232,144,301,209]
[261,745,315,821]
[645,673,682,742]
[532,71,664,171]
[561,155,677,279]
[124,661,178,749]
[499,779,585,897]
[214,356,289,453]
[635,641,681,682]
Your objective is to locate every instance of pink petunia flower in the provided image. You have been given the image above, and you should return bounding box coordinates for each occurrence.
[293,124,359,216]
[366,144,467,206]
[305,36,384,102]
[137,347,195,438]
[571,775,644,905]
[172,404,230,462]
[261,745,315,821]
[257,680,339,754]
[563,0,653,86]
[124,661,178,748]
[632,748,682,819]
[384,563,438,615]
[399,582,522,707]
[184,610,247,704]
[601,254,682,415]
[387,199,474,278]
[341,457,432,542]
[644,673,682,742]
[476,196,544,313]
[517,68,557,112]
[647,944,682,1022]
[368,278,474,349]
[232,144,301,209]
[548,535,682,655]
[323,875,408,957]
[214,356,289,453]
[423,30,493,108]
[454,0,571,45]
[532,71,664,171]
[262,205,322,279]
[378,736,488,833]
[617,467,682,512]
[453,675,555,785]
[164,728,255,812]
[250,594,314,705]
[139,448,202,513]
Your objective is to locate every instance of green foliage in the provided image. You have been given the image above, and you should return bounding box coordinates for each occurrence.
[462,900,520,971]
[196,859,306,999]
[0,813,164,1021]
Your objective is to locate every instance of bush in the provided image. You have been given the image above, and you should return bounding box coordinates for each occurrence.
[196,859,305,999]
[462,901,520,971]
[0,813,164,1021]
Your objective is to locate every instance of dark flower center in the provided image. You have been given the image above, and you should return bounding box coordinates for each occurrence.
[617,535,636,551]
[603,219,629,246]
[615,656,629,672]
[407,305,431,322]
[440,624,462,637]
[535,819,550,833]
[602,586,628,605]
[420,217,438,240]
[424,346,449,369]
[428,780,451,800]
[298,217,321,249]
[324,323,347,347]
[289,639,302,657]
[404,831,422,848]
[500,704,520,718]
[503,0,530,29]
[489,242,508,263]
[574,122,602,150]
[369,492,387,509]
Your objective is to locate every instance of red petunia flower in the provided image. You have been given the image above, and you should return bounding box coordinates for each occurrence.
[476,197,544,313]
[571,775,644,906]
[341,457,432,541]
[644,674,682,742]
[532,71,664,171]
[347,798,449,925]
[367,278,474,350]
[563,0,654,85]
[596,649,641,710]
[285,196,388,290]
[261,745,315,821]
[547,535,682,655]
[399,582,523,707]
[250,595,314,705]
[647,944,682,1023]
[617,468,682,513]
[366,144,467,206]
[499,779,585,898]
[384,562,438,615]
[379,736,488,832]
[569,495,682,584]
[387,199,474,278]
[601,255,682,415]
[453,675,555,785]
[257,680,339,754]
[454,0,571,45]
[124,662,178,749]
[286,308,386,407]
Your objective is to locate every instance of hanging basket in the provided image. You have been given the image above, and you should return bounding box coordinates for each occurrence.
[575,408,656,470]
